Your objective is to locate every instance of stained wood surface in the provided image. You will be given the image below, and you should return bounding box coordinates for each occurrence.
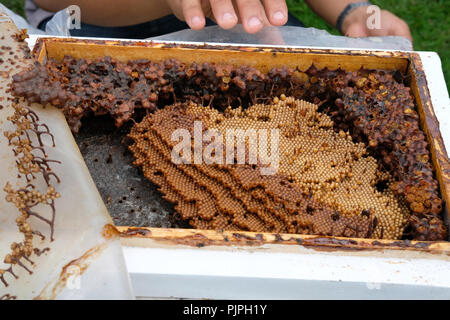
[33,38,450,250]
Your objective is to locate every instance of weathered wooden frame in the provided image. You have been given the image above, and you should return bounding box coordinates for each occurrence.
[33,37,450,254]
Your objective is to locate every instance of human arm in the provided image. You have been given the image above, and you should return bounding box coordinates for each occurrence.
[35,0,288,33]
[304,0,412,41]
[33,0,173,26]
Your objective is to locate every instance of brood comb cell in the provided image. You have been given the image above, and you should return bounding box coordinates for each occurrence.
[127,99,412,239]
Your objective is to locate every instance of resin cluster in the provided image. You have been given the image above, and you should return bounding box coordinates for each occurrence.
[1,103,60,287]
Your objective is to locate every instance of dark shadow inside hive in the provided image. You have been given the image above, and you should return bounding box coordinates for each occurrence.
[75,114,189,228]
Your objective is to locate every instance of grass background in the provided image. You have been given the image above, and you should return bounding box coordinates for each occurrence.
[1,0,449,88]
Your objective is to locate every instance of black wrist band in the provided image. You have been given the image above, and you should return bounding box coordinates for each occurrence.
[336,2,372,34]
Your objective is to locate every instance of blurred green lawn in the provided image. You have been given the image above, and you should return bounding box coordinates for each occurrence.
[1,0,449,88]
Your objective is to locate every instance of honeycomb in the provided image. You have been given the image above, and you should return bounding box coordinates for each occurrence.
[128,99,413,239]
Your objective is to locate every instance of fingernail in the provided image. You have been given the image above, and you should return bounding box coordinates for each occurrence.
[273,11,285,22]
[191,16,204,27]
[248,16,262,28]
[222,12,235,22]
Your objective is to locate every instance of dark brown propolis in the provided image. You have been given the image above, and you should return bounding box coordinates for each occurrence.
[11,56,298,132]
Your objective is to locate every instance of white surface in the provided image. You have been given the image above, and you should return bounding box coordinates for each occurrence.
[152,25,413,51]
[124,246,450,300]
[419,52,450,152]
[24,34,450,300]
[0,23,133,299]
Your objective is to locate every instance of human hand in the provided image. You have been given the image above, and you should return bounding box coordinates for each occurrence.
[166,0,288,34]
[341,7,413,43]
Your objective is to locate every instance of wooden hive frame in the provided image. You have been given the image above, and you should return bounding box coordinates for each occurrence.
[33,37,450,254]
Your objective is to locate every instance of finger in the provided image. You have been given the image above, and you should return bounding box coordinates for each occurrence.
[182,0,206,30]
[391,20,413,43]
[262,0,288,26]
[236,0,266,33]
[344,23,369,38]
[209,0,238,29]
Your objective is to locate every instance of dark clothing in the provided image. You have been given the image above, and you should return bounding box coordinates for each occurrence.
[38,13,305,39]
